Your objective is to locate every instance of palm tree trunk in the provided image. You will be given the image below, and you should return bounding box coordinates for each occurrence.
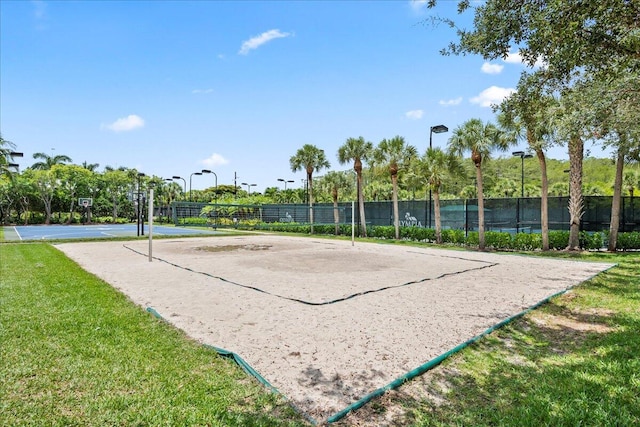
[536,149,550,251]
[357,172,367,237]
[476,164,486,250]
[608,147,625,252]
[567,136,584,251]
[392,173,399,239]
[434,189,442,244]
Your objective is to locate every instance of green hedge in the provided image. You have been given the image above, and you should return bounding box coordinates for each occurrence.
[253,223,640,251]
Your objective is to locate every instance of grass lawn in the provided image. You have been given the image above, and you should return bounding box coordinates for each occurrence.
[0,242,309,427]
[1,241,638,426]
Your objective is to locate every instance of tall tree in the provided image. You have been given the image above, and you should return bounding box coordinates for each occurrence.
[448,119,513,250]
[413,147,465,243]
[431,0,640,250]
[338,136,373,237]
[0,134,19,179]
[372,136,417,240]
[290,144,330,233]
[498,74,556,250]
[31,152,73,170]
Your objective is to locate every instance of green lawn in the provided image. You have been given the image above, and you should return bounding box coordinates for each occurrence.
[2,242,639,426]
[0,243,309,427]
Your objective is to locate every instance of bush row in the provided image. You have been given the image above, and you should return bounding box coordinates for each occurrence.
[255,223,640,251]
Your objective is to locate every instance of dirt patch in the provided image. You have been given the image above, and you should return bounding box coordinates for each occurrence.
[194,244,272,252]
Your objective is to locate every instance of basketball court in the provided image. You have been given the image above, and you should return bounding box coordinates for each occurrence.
[55,235,615,423]
[3,224,221,241]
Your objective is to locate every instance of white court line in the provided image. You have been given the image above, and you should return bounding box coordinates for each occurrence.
[13,226,23,241]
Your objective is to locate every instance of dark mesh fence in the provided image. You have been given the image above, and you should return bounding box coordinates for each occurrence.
[171,196,640,233]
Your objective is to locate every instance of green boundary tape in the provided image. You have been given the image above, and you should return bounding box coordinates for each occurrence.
[326,263,617,423]
[145,261,616,425]
[145,306,319,426]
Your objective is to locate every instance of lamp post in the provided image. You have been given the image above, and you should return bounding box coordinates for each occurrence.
[189,172,202,202]
[201,169,217,199]
[241,182,256,195]
[277,178,295,191]
[171,176,186,195]
[428,124,448,228]
[137,172,146,236]
[512,151,533,197]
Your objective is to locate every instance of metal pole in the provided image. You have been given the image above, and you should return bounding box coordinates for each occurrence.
[352,200,355,246]
[148,189,153,262]
[521,155,525,197]
[137,176,141,236]
[428,128,433,229]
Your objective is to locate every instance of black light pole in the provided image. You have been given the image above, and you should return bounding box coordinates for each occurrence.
[137,173,145,236]
[171,176,186,194]
[428,124,448,228]
[241,182,256,195]
[189,172,202,202]
[201,169,217,200]
[512,151,533,197]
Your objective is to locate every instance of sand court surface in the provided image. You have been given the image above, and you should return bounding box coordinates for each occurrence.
[56,235,615,422]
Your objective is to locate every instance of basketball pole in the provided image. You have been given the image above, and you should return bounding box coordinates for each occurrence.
[148,189,154,262]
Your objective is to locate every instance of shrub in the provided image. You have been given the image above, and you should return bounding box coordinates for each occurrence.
[580,231,606,250]
[485,231,513,250]
[549,230,569,250]
[614,232,640,250]
[442,229,465,245]
[465,231,479,247]
[512,232,542,251]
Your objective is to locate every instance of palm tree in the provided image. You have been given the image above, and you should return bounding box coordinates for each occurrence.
[413,147,465,243]
[0,134,19,178]
[81,161,100,171]
[623,169,639,197]
[338,136,373,237]
[372,136,417,240]
[319,171,353,235]
[497,73,556,251]
[290,144,330,233]
[448,119,513,250]
[31,152,72,170]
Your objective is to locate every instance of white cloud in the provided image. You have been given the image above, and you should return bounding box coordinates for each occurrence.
[239,29,292,55]
[405,109,424,120]
[32,0,47,20]
[481,62,504,74]
[504,51,546,68]
[202,153,229,167]
[409,0,428,12]
[192,88,214,94]
[439,97,463,107]
[101,114,145,132]
[470,86,515,108]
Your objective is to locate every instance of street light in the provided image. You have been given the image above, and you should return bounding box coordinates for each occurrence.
[241,182,256,195]
[277,178,295,190]
[189,172,202,202]
[512,151,533,197]
[171,176,186,194]
[428,124,449,228]
[201,169,217,199]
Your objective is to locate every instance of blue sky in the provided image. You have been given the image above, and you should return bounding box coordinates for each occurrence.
[0,1,596,192]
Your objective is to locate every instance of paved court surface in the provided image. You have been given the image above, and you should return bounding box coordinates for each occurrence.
[3,224,221,241]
